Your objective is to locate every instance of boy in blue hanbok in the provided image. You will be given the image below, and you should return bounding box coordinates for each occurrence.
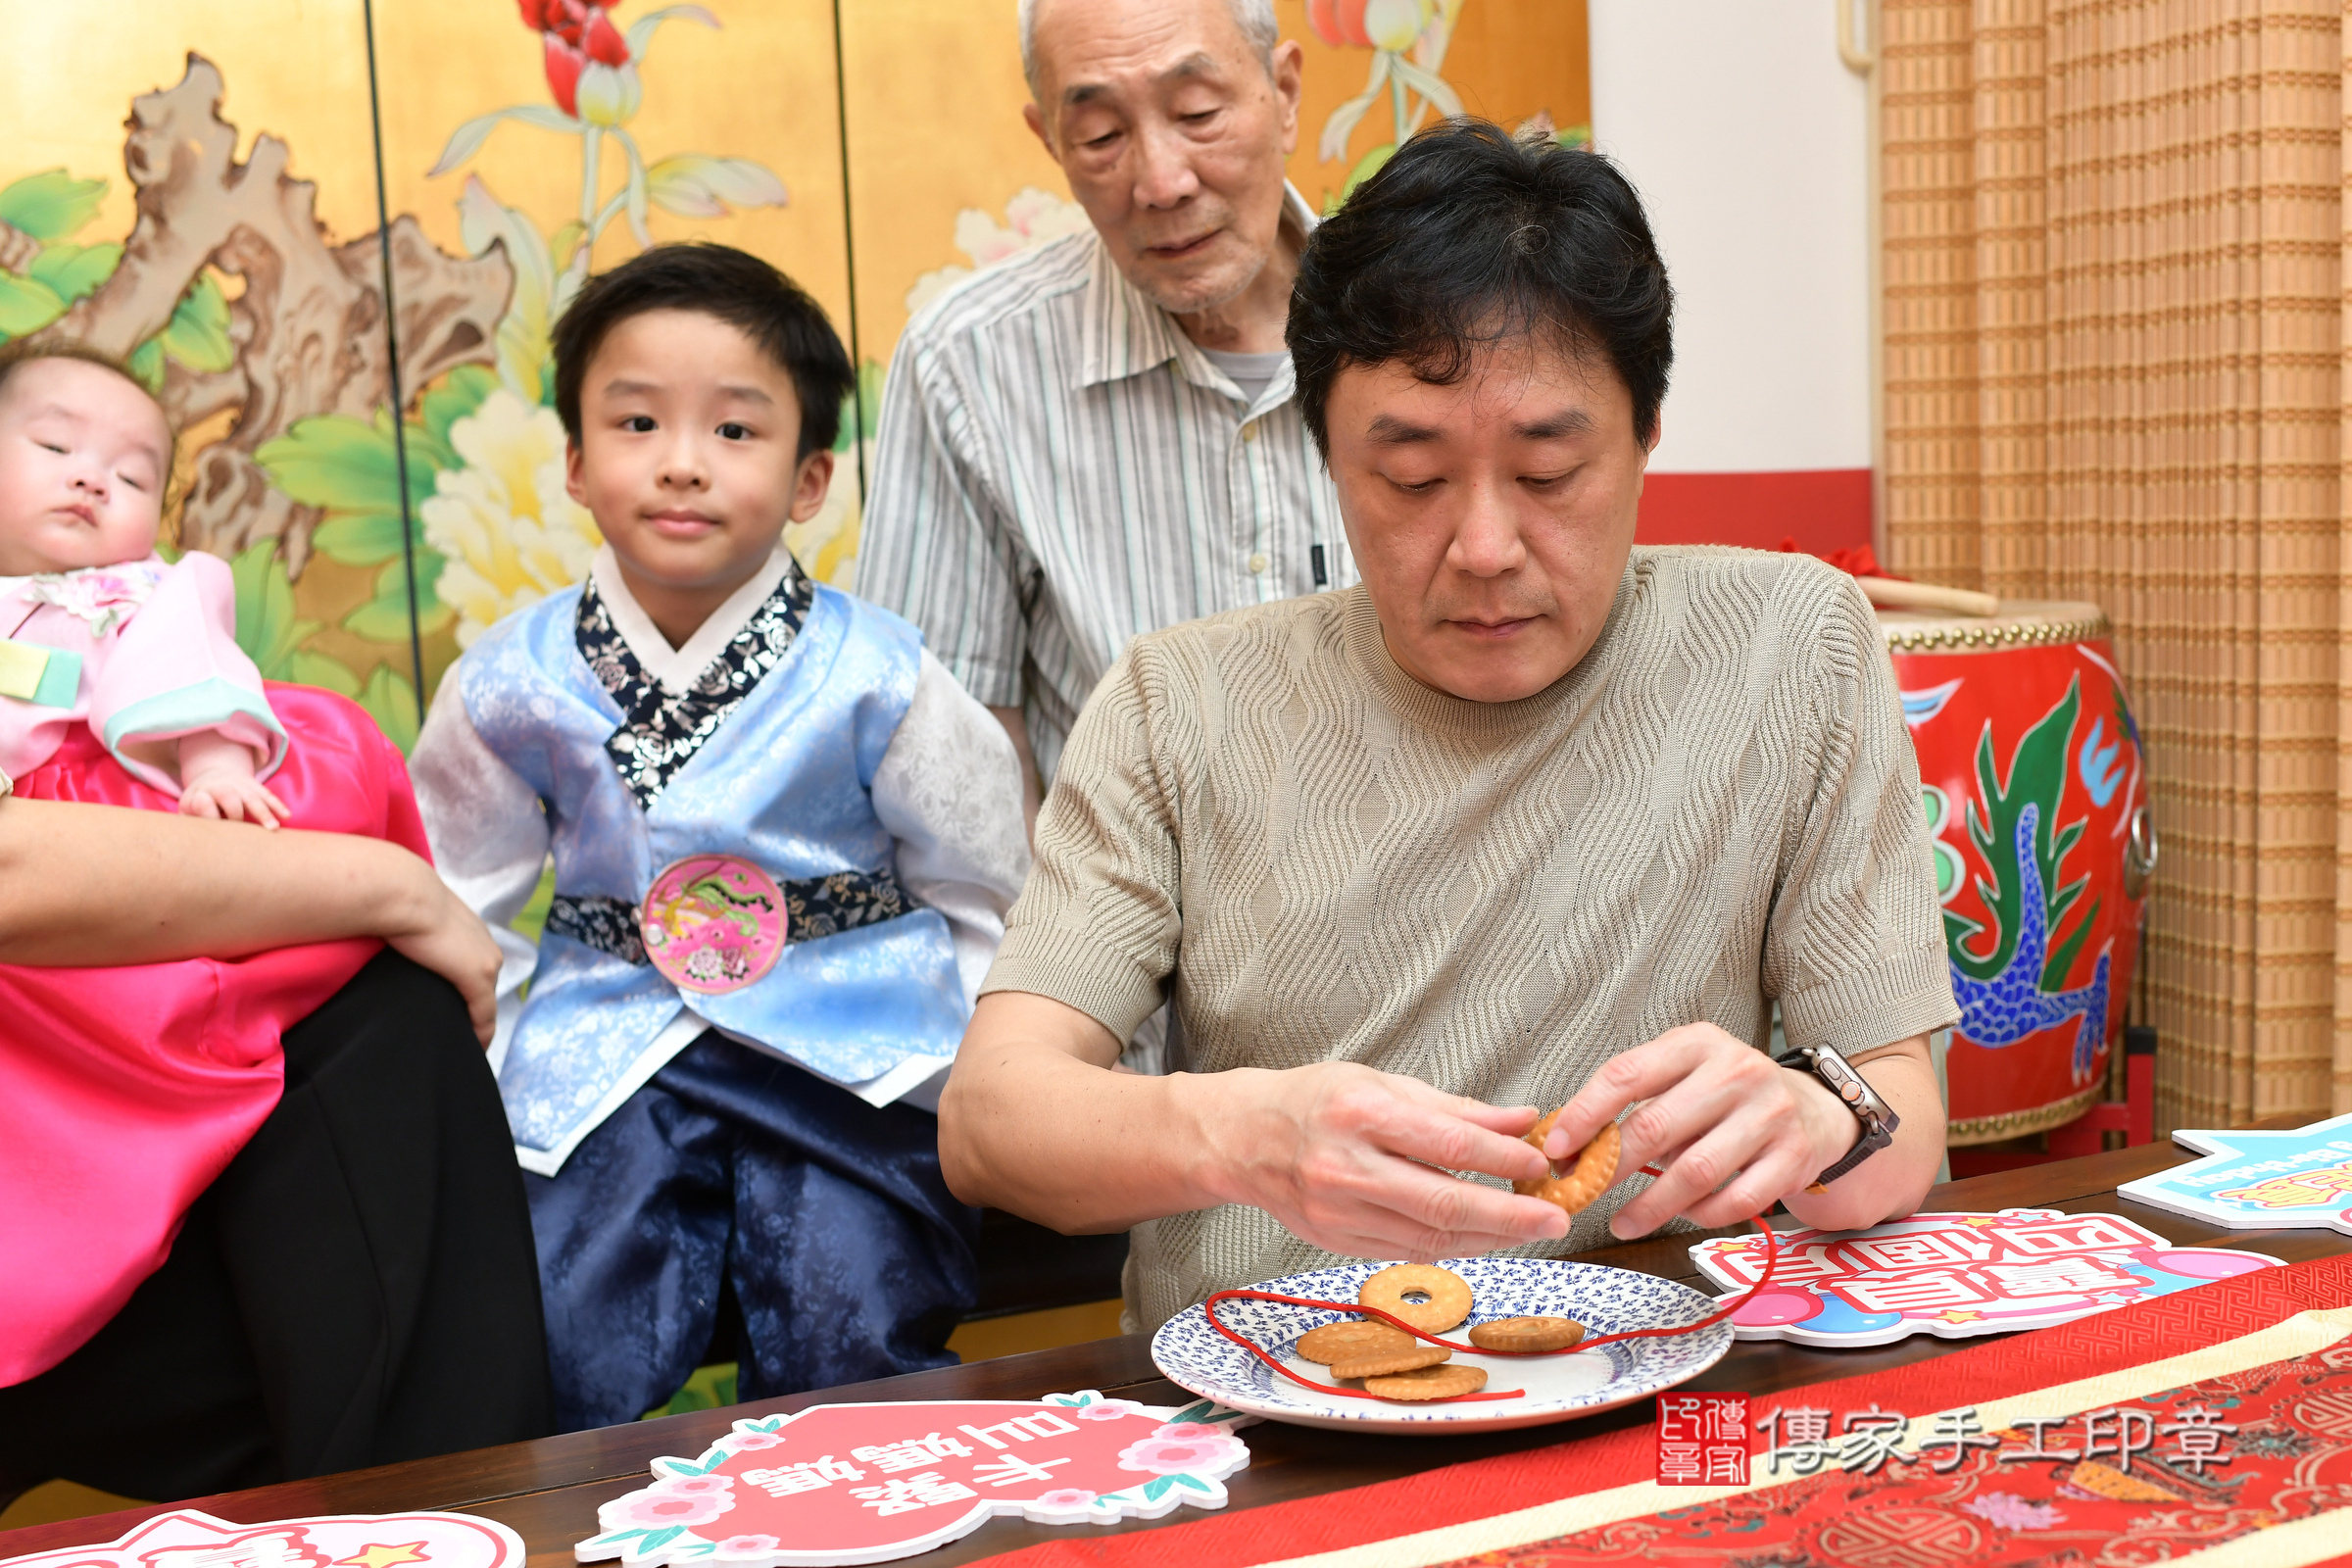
[410,244,1029,1430]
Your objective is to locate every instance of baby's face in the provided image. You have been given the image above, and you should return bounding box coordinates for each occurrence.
[0,357,170,576]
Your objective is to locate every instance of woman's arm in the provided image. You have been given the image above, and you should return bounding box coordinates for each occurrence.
[0,797,501,1042]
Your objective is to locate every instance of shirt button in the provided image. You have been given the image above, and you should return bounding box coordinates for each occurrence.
[1242,421,1258,442]
[1249,552,1269,573]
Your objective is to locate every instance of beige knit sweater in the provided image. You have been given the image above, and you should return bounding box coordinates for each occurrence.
[983,547,1958,1328]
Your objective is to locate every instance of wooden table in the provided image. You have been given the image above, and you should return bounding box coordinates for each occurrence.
[7,1139,2348,1568]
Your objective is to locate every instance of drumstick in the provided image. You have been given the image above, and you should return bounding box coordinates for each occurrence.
[1858,575,2000,618]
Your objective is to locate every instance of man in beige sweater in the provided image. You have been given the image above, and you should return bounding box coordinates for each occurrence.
[939,120,1956,1329]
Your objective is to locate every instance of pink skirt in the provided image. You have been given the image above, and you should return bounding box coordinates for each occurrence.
[0,684,433,1385]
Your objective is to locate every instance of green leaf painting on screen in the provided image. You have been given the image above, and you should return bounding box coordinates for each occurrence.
[0,170,107,240]
[25,241,122,306]
[258,376,474,645]
[225,538,361,699]
[0,169,228,390]
[0,171,121,338]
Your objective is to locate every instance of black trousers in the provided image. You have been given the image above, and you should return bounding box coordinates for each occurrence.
[0,950,553,1501]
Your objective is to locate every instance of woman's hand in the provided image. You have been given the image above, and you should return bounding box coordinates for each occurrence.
[0,801,502,1047]
[379,858,502,1047]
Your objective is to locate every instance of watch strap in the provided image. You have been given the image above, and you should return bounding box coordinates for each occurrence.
[1775,1044,1898,1190]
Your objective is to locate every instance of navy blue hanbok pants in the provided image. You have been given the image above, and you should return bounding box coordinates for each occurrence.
[525,1031,979,1432]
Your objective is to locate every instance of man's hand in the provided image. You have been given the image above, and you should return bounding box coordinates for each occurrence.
[1541,1023,1872,1237]
[941,991,1568,1258]
[1197,1061,1569,1261]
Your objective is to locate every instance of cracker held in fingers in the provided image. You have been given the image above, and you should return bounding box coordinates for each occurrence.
[1514,1110,1620,1216]
[1358,1263,1474,1334]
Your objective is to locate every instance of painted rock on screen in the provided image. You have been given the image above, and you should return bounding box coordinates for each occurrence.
[575,1391,1252,1567]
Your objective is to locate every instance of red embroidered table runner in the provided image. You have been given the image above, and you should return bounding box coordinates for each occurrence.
[971,1253,2352,1568]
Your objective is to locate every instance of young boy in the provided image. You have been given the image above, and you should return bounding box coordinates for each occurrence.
[410,244,1029,1431]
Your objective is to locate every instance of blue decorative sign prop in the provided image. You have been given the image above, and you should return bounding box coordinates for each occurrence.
[2117,1112,2352,1237]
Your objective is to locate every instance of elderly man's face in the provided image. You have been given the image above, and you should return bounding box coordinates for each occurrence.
[1023,0,1302,318]
[1327,339,1653,704]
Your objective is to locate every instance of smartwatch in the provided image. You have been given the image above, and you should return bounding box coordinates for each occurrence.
[1773,1042,1900,1190]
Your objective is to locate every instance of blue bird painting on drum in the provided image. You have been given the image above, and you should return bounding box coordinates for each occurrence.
[1949,800,2110,1080]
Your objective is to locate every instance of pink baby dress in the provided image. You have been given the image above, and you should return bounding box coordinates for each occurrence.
[0,551,431,1385]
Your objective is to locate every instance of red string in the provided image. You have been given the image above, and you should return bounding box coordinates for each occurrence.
[1200,1200,1779,1406]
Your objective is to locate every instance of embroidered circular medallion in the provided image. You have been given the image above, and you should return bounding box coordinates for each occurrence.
[639,855,788,995]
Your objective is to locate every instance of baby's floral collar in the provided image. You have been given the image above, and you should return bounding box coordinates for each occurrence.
[26,557,169,635]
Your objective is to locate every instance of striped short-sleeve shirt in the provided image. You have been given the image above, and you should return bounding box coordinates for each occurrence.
[856,190,1352,780]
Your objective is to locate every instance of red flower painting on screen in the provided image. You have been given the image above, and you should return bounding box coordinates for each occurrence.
[518,0,628,117]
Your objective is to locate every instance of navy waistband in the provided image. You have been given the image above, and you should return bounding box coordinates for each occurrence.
[547,865,913,967]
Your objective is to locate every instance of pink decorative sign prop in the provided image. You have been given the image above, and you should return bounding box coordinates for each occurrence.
[0,1509,524,1568]
[575,1391,1252,1567]
[1689,1208,2282,1348]
[640,855,787,995]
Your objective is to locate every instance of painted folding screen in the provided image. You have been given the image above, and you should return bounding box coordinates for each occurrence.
[0,0,1590,738]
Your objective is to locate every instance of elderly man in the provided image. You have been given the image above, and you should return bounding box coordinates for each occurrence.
[858,0,1345,821]
[939,122,1955,1329]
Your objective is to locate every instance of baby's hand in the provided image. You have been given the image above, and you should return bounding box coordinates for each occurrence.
[177,731,288,829]
[180,773,289,828]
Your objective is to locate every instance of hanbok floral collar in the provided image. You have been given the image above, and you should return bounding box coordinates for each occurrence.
[21,556,169,637]
[574,558,815,808]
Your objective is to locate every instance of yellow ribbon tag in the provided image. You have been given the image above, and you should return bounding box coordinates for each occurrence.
[0,639,81,707]
[0,640,49,701]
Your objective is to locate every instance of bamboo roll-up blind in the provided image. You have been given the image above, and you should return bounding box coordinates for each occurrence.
[1881,0,2351,1128]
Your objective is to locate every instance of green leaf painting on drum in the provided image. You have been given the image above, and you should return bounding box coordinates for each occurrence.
[1947,679,2090,986]
[1942,676,2116,1082]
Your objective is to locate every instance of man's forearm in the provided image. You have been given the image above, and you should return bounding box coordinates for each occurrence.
[942,990,1568,1258]
[940,992,1225,1231]
[1779,1038,1945,1232]
[0,799,439,964]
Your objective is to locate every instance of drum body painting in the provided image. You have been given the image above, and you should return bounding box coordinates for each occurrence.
[1880,603,2155,1144]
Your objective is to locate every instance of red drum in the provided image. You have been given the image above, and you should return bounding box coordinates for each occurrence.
[1880,603,2156,1144]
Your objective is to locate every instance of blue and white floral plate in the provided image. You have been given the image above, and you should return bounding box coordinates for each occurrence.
[1150,1256,1734,1434]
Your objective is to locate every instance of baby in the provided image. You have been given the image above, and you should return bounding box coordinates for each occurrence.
[0,343,445,1389]
[0,342,287,823]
